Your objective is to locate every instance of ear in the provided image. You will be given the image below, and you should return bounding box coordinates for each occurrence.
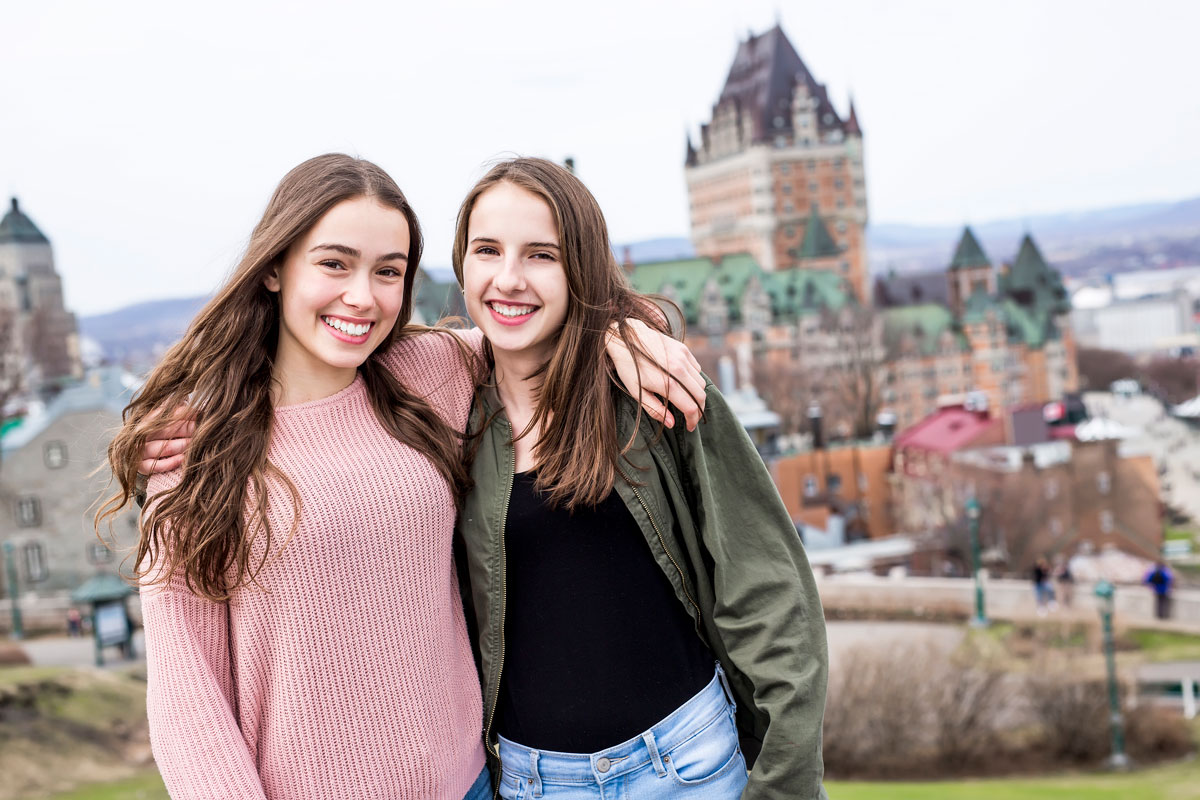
[264,266,281,293]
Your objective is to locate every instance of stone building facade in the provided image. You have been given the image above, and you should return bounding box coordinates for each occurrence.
[0,198,83,394]
[0,369,138,598]
[686,25,870,301]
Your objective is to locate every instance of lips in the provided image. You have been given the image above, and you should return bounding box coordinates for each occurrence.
[321,315,374,342]
[485,300,539,326]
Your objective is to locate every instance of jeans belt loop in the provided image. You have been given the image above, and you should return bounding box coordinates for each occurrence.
[715,661,737,712]
[529,749,543,798]
[642,731,668,777]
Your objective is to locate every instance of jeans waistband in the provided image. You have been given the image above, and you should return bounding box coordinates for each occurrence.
[497,664,735,786]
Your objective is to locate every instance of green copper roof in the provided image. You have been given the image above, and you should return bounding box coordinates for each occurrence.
[627,257,715,323]
[794,207,841,260]
[961,286,1001,324]
[948,226,989,270]
[1002,299,1048,348]
[1006,234,1070,315]
[762,268,849,318]
[0,198,49,245]
[883,303,967,356]
[628,254,848,325]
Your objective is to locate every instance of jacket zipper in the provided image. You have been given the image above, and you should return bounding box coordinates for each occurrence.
[484,420,514,798]
[628,483,701,621]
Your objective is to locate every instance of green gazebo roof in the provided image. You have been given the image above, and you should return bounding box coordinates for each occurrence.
[0,198,50,245]
[71,572,136,605]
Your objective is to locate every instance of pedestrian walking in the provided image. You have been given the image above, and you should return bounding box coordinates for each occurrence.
[1054,556,1075,610]
[1033,557,1055,615]
[1145,561,1175,619]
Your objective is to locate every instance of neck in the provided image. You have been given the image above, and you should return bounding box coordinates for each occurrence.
[493,351,543,421]
[270,352,358,407]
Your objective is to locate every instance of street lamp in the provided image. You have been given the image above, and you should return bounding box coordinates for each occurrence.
[1093,579,1129,770]
[2,541,23,640]
[966,497,988,627]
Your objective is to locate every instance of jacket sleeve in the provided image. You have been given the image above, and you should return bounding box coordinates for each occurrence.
[141,473,267,800]
[677,383,829,800]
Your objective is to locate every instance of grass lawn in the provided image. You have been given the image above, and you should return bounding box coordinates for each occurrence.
[828,756,1200,799]
[33,760,1200,800]
[1128,628,1200,662]
[35,770,167,800]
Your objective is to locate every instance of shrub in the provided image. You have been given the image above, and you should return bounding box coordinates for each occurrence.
[1126,706,1193,760]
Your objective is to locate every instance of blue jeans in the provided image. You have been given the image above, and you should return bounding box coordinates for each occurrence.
[496,665,749,799]
[464,765,492,800]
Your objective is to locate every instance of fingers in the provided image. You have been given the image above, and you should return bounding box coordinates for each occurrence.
[139,453,184,475]
[636,391,672,429]
[154,419,196,441]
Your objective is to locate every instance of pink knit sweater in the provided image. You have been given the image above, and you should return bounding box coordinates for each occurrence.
[142,329,486,800]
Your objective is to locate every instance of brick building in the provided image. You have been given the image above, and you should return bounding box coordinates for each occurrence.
[890,403,1161,572]
[686,25,869,300]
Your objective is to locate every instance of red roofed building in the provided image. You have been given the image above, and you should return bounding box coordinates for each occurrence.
[893,402,1004,479]
[890,402,1161,574]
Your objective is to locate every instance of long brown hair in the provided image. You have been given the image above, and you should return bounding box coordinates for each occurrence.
[451,157,673,509]
[98,154,472,601]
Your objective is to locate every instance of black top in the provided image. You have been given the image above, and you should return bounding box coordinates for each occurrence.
[493,471,715,753]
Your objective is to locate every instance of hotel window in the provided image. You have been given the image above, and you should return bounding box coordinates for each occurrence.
[780,163,791,176]
[834,178,844,190]
[24,541,47,583]
[15,495,41,528]
[783,184,792,195]
[44,441,67,469]
[807,159,816,171]
[1044,479,1058,500]
[808,182,818,193]
[803,475,819,498]
[1097,472,1111,495]
[88,540,114,565]
[1100,510,1114,533]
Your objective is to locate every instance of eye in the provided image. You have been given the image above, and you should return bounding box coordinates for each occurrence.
[319,259,347,271]
[530,251,558,262]
[378,266,405,278]
[474,245,499,256]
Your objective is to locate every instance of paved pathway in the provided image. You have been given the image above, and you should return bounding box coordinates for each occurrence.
[17,631,144,668]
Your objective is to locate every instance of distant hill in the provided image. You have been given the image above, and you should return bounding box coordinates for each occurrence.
[613,195,1200,275]
[80,295,209,366]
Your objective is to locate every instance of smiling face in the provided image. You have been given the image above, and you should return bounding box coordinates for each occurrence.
[265,195,410,403]
[461,182,570,371]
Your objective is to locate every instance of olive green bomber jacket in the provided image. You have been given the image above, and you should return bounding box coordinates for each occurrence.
[456,379,830,800]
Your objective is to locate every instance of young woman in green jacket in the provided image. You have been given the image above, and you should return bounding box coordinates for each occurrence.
[452,158,829,800]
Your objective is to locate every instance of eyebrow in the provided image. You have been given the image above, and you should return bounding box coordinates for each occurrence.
[309,243,408,263]
[469,236,560,250]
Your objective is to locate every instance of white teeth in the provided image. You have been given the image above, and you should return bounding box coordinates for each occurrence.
[490,303,535,317]
[323,317,371,337]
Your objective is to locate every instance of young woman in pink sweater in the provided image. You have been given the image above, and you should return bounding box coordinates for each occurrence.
[101,154,704,800]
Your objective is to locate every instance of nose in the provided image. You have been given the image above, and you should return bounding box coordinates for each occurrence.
[493,254,526,294]
[341,270,375,310]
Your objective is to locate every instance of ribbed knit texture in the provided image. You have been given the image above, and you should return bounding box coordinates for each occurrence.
[143,329,486,800]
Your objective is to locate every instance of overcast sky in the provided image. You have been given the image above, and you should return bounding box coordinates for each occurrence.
[3,0,1198,315]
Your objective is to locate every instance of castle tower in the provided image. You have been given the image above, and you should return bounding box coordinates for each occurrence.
[0,198,82,391]
[946,226,996,316]
[685,25,869,300]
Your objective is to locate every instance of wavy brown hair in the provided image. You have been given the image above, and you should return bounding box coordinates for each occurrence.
[98,154,472,601]
[452,157,680,509]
